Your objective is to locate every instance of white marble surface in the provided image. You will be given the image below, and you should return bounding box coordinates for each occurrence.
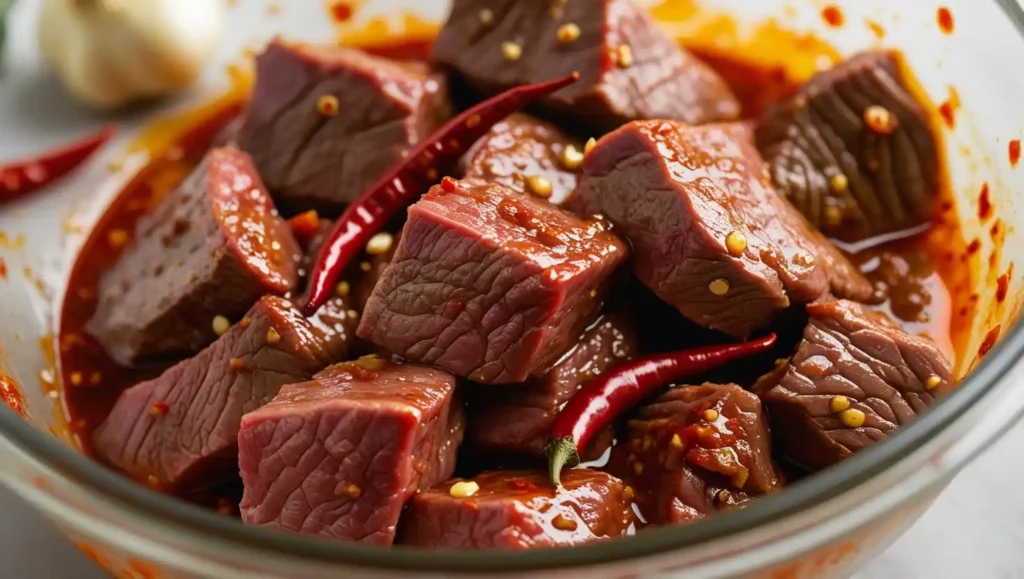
[2,0,1023,577]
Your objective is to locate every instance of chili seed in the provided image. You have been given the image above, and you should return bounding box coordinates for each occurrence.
[229,358,245,370]
[829,395,850,413]
[584,138,597,156]
[266,328,281,344]
[502,41,523,62]
[863,105,897,134]
[525,175,553,198]
[335,281,351,297]
[725,230,747,257]
[239,317,251,328]
[336,482,362,498]
[551,514,578,531]
[670,433,683,449]
[560,145,584,170]
[830,173,849,192]
[824,205,843,227]
[354,354,384,370]
[107,229,129,248]
[317,95,340,116]
[839,408,866,428]
[359,261,372,272]
[212,315,230,336]
[150,401,169,416]
[366,232,394,256]
[589,289,597,298]
[449,481,480,498]
[347,309,360,321]
[69,372,83,386]
[925,374,943,390]
[703,409,719,422]
[615,45,633,68]
[466,114,482,129]
[632,462,644,475]
[709,278,730,295]
[623,486,635,500]
[557,23,581,44]
[479,8,494,25]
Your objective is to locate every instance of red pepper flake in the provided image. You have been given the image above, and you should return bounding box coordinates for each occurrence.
[150,401,169,416]
[464,500,479,511]
[966,238,981,255]
[937,7,954,35]
[0,257,6,280]
[0,373,26,417]
[287,210,321,244]
[329,1,353,22]
[979,325,1001,357]
[821,5,844,27]
[937,88,960,130]
[991,220,1002,239]
[997,272,1010,303]
[1010,140,1021,168]
[978,183,992,221]
[440,176,458,193]
[989,250,999,270]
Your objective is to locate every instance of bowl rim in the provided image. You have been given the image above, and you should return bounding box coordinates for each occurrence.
[3,0,1024,572]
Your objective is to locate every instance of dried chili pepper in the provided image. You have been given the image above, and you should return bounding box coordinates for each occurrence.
[300,72,580,316]
[545,333,777,488]
[0,124,117,203]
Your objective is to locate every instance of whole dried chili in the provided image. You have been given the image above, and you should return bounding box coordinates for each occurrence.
[300,72,581,316]
[0,124,117,203]
[545,333,777,488]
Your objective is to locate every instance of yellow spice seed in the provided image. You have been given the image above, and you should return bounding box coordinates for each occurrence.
[829,395,851,413]
[551,513,578,531]
[366,232,394,256]
[863,105,896,134]
[107,229,129,248]
[584,137,597,156]
[359,261,372,272]
[824,205,843,228]
[709,278,730,296]
[449,481,480,498]
[525,175,553,199]
[266,328,281,344]
[725,230,747,257]
[336,482,361,498]
[502,41,522,62]
[703,409,720,422]
[317,95,339,116]
[240,317,251,328]
[69,372,83,386]
[557,23,581,44]
[589,289,597,298]
[830,173,849,192]
[616,45,633,68]
[839,408,866,428]
[670,433,683,449]
[335,281,351,297]
[717,490,730,502]
[560,144,584,170]
[354,354,385,371]
[925,374,943,390]
[633,461,644,475]
[212,315,231,336]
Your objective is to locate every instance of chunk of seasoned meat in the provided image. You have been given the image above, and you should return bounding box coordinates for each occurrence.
[358,179,628,384]
[756,51,939,242]
[237,40,450,214]
[397,469,633,549]
[431,0,739,132]
[569,121,873,339]
[607,383,781,525]
[91,295,351,494]
[459,113,584,205]
[238,360,464,545]
[753,299,954,471]
[87,147,300,367]
[466,313,636,460]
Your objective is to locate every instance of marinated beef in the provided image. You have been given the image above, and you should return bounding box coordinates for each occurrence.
[431,0,739,132]
[459,113,583,205]
[753,299,954,471]
[466,313,636,460]
[86,147,300,367]
[357,178,628,384]
[237,40,450,214]
[569,121,873,339]
[238,360,464,545]
[756,51,939,242]
[397,469,633,549]
[91,295,351,493]
[607,383,781,525]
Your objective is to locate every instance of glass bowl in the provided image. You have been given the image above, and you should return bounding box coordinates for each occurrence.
[1,0,1023,577]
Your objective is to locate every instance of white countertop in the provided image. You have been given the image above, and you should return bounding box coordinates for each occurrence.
[2,1,1022,577]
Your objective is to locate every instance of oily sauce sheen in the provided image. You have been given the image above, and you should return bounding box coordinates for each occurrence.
[59,37,961,506]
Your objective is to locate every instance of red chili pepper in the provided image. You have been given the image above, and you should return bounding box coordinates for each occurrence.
[0,125,117,203]
[300,73,581,316]
[545,333,777,488]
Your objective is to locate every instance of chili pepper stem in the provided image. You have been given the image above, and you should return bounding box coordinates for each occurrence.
[545,436,580,490]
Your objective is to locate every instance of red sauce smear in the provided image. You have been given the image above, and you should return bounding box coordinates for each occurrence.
[978,183,992,221]
[1009,139,1021,168]
[979,325,1000,357]
[937,7,954,35]
[821,5,844,28]
[330,1,353,23]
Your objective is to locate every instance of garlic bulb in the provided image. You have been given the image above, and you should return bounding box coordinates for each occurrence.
[38,0,225,110]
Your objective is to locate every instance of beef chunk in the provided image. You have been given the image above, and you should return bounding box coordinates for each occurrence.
[237,360,464,545]
[87,147,300,367]
[358,179,628,383]
[569,121,873,339]
[753,299,954,471]
[237,40,450,214]
[607,384,781,525]
[92,295,351,493]
[466,313,636,459]
[397,469,633,549]
[459,113,583,205]
[431,0,739,132]
[756,51,939,242]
